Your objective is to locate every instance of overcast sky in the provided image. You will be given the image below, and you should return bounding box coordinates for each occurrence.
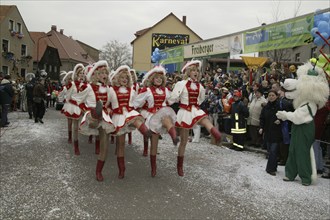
[3,0,329,50]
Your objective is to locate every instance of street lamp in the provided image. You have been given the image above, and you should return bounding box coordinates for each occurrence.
[36,33,52,75]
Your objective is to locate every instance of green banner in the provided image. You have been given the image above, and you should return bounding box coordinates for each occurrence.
[244,14,313,53]
[159,46,184,65]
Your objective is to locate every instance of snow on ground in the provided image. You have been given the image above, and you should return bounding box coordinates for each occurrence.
[130,121,330,219]
[1,110,330,219]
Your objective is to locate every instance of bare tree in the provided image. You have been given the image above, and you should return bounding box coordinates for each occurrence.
[99,40,132,70]
[263,0,302,63]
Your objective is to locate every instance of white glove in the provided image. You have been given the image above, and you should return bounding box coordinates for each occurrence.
[276,111,288,121]
[274,119,281,125]
[259,128,263,134]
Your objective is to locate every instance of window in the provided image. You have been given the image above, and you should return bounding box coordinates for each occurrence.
[21,44,27,56]
[17,22,22,33]
[295,53,300,62]
[2,66,9,75]
[9,20,14,30]
[311,47,317,58]
[2,39,9,52]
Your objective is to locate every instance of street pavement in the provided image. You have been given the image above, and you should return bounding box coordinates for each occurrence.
[0,108,329,220]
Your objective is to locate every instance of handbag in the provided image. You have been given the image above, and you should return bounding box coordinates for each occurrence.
[33,97,43,103]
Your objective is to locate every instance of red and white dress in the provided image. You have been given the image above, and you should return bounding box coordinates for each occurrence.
[108,86,144,135]
[61,80,87,119]
[71,82,115,135]
[134,86,176,134]
[168,78,207,129]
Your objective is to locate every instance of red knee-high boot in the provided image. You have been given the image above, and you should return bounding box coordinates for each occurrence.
[68,131,72,143]
[168,126,179,146]
[177,156,184,177]
[128,132,132,145]
[138,123,151,138]
[143,136,148,157]
[74,140,80,155]
[96,160,105,181]
[210,127,221,143]
[150,155,157,177]
[95,139,100,155]
[117,157,125,179]
[88,135,93,144]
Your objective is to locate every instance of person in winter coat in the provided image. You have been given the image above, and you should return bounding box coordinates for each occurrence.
[259,90,282,176]
[247,87,267,147]
[25,73,36,119]
[32,77,46,123]
[0,74,14,127]
[230,90,249,150]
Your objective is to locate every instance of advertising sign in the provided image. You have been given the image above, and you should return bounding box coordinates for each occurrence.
[184,37,229,58]
[244,14,313,53]
[159,46,184,65]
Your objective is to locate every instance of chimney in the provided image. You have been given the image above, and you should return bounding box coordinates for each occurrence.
[51,25,57,31]
[182,16,186,25]
[60,29,64,34]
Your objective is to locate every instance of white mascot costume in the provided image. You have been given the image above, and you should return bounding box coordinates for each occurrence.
[276,61,329,186]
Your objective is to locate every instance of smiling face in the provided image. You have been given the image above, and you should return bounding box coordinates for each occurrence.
[77,68,85,82]
[267,91,278,102]
[152,73,163,86]
[118,71,129,87]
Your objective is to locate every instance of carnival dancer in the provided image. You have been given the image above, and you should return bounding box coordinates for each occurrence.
[61,63,88,155]
[168,60,222,176]
[133,65,178,177]
[71,60,115,181]
[61,71,74,143]
[107,65,150,179]
[126,68,140,145]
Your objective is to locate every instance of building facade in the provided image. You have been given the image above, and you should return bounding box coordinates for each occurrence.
[0,5,34,80]
[131,13,202,73]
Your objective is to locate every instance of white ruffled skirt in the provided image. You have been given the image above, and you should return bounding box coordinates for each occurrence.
[148,107,177,134]
[112,108,144,136]
[79,110,115,136]
[176,105,207,129]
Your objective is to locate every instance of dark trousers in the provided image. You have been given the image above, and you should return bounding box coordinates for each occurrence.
[33,101,45,120]
[27,99,34,117]
[1,104,9,126]
[266,142,279,172]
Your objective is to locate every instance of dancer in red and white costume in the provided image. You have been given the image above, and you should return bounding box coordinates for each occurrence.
[71,60,115,181]
[168,60,222,176]
[61,71,74,144]
[126,69,140,145]
[107,65,150,179]
[134,65,178,177]
[61,63,87,155]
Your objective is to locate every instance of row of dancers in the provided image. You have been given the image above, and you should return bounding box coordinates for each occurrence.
[60,60,222,181]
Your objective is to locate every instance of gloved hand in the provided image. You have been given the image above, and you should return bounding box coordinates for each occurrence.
[276,111,288,121]
[259,128,263,134]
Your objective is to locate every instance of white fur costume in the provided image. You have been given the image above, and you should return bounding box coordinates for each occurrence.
[276,62,329,185]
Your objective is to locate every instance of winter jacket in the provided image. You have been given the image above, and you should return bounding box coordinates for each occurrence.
[248,95,267,126]
[0,79,14,105]
[259,99,282,143]
[231,100,249,134]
